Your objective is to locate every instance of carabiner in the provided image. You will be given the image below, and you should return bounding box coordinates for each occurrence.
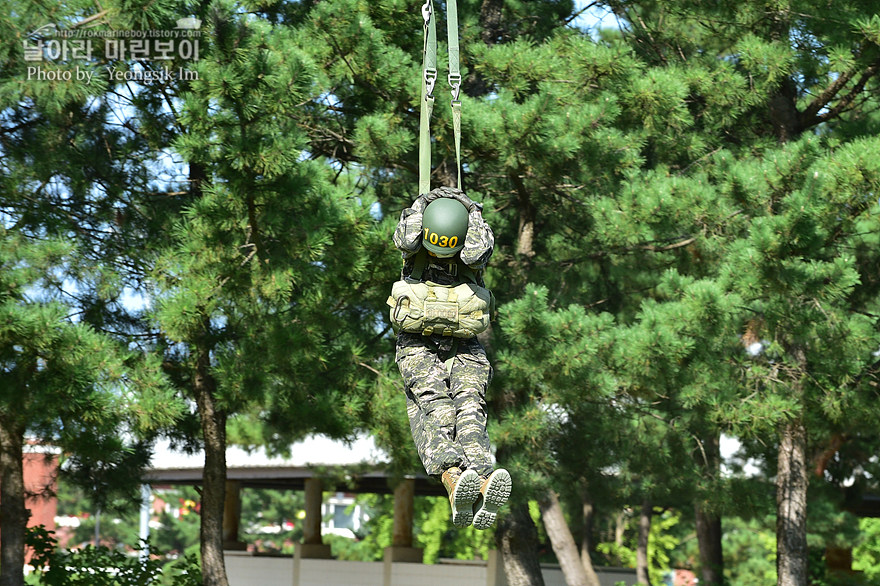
[448,73,462,102]
[425,68,438,98]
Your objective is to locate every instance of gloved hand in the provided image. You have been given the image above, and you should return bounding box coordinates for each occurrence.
[447,188,483,213]
[419,186,483,213]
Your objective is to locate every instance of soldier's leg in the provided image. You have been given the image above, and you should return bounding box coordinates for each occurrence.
[396,342,466,476]
[448,342,494,478]
[449,341,511,529]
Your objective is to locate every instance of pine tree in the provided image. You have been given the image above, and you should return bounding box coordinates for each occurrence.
[129,4,395,584]
[1,4,183,585]
[473,3,880,585]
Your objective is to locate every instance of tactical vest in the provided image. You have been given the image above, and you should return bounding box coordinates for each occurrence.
[388,249,494,338]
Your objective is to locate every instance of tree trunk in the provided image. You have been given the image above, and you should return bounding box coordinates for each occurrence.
[615,510,625,549]
[511,170,536,260]
[695,433,724,586]
[636,500,653,586]
[777,418,808,586]
[695,502,723,586]
[194,339,229,586]
[580,489,601,586]
[463,0,506,96]
[479,0,505,44]
[496,501,545,586]
[539,489,595,586]
[0,416,27,586]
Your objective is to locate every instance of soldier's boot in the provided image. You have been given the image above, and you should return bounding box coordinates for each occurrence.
[441,467,481,528]
[472,468,512,530]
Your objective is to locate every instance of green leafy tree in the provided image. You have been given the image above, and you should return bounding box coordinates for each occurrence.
[5,2,393,584]
[595,508,682,585]
[715,137,880,586]
[25,525,202,586]
[0,235,177,586]
[126,3,396,583]
[148,486,203,558]
[1,6,183,585]
[853,518,880,581]
[7,3,880,586]
[469,3,880,585]
[722,516,778,586]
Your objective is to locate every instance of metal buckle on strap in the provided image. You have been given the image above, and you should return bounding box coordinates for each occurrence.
[393,295,410,322]
[425,68,438,98]
[448,73,461,102]
[428,260,457,276]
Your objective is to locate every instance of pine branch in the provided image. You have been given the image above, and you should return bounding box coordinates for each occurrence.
[70,10,109,29]
[799,68,858,125]
[641,237,696,252]
[564,1,600,26]
[298,122,356,162]
[805,59,880,127]
[321,33,395,104]
[552,235,697,267]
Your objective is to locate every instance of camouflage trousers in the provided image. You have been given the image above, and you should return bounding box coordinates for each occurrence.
[395,332,494,478]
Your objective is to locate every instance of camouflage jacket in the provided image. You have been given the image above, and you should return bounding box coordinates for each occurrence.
[393,187,494,287]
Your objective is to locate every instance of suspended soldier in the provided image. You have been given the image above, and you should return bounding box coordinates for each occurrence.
[389,186,511,529]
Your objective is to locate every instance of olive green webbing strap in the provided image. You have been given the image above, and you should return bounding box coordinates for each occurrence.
[419,0,463,194]
[419,0,437,195]
[410,250,476,285]
[410,249,428,281]
[445,338,459,376]
[447,0,463,190]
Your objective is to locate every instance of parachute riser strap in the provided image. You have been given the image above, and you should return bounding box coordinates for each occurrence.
[446,0,462,190]
[410,249,429,282]
[419,0,438,196]
[418,0,463,194]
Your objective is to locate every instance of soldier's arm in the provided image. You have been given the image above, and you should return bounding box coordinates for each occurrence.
[392,198,429,259]
[459,209,494,269]
[434,186,482,213]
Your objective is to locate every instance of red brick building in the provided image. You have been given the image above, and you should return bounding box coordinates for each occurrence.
[0,443,59,562]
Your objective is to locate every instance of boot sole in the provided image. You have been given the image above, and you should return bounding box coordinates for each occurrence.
[473,469,512,530]
[450,469,481,528]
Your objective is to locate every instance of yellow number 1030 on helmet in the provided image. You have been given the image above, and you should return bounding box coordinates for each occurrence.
[422,198,468,257]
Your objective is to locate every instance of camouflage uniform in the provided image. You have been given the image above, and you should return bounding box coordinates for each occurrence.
[393,187,495,478]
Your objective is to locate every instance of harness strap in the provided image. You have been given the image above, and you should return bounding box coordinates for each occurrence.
[419,0,438,195]
[447,0,462,190]
[445,338,459,376]
[418,0,463,194]
[409,248,479,285]
[410,248,429,281]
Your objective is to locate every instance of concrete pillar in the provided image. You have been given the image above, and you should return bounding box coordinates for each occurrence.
[392,478,415,547]
[303,477,323,544]
[223,480,247,550]
[293,543,302,586]
[383,477,423,564]
[487,550,507,586]
[297,477,332,559]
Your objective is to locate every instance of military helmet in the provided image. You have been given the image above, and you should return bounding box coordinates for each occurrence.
[422,198,469,257]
